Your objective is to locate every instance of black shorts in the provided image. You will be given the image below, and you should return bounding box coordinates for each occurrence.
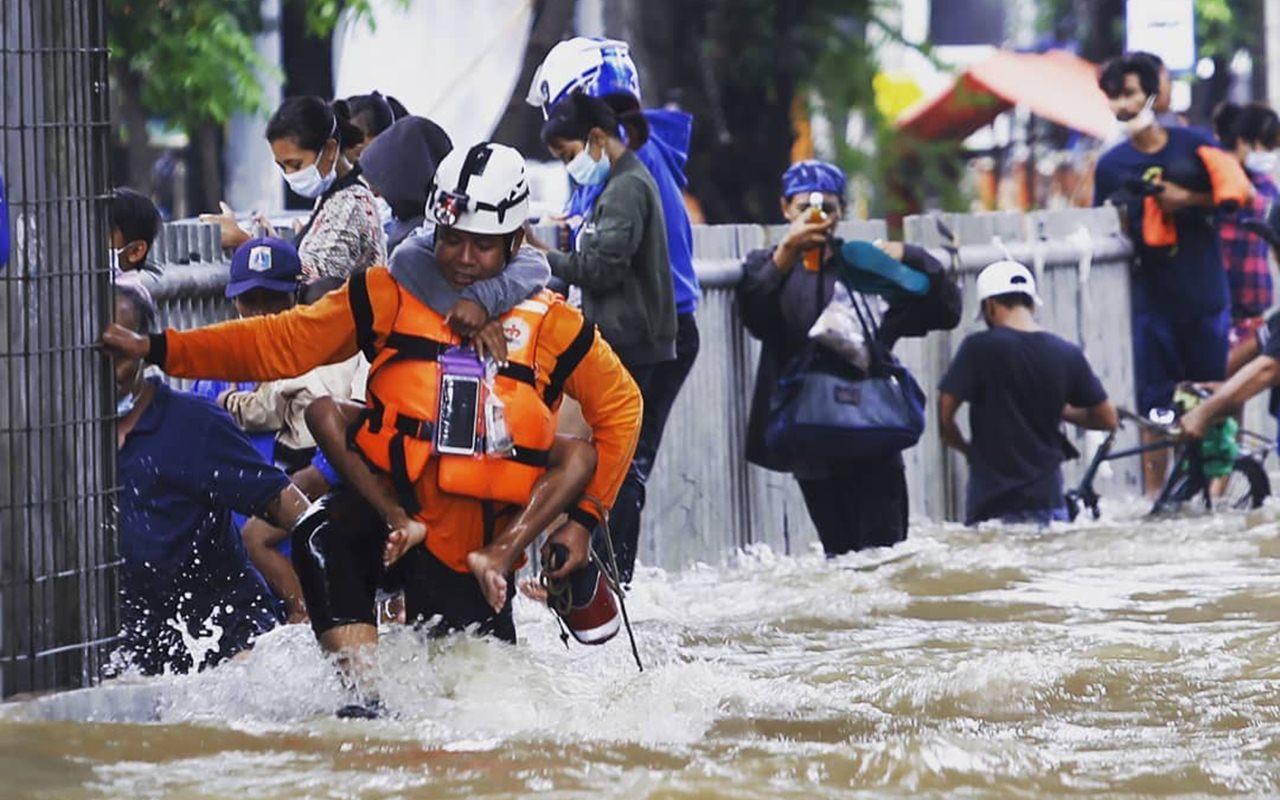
[291,488,516,643]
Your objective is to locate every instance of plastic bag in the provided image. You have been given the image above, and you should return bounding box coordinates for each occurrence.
[483,357,515,457]
[807,282,870,371]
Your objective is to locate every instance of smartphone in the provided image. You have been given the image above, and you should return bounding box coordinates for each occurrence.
[436,374,480,455]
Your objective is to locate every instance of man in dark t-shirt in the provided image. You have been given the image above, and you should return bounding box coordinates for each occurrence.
[1092,53,1234,494]
[938,261,1118,525]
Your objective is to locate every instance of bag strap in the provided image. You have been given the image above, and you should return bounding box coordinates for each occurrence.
[295,162,365,246]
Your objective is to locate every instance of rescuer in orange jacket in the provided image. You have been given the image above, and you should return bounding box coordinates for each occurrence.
[101,143,643,715]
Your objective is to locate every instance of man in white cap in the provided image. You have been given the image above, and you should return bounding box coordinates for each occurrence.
[938,261,1118,525]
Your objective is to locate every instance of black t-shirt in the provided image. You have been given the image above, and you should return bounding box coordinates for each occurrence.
[939,327,1108,524]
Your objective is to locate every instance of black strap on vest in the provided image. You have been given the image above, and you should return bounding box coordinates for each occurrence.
[508,445,550,468]
[543,317,595,407]
[366,391,434,440]
[481,500,497,546]
[349,270,377,362]
[387,434,421,515]
[379,330,538,388]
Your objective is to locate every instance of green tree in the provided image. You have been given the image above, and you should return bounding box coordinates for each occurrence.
[106,0,383,208]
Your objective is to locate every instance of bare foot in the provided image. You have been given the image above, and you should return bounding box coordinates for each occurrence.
[384,518,427,567]
[518,578,549,604]
[466,548,510,612]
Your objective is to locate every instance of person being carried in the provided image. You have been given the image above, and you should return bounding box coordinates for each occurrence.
[101,143,642,715]
[938,261,1118,525]
[207,238,361,622]
[109,283,311,675]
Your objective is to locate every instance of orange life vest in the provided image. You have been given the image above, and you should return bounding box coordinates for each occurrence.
[347,273,562,512]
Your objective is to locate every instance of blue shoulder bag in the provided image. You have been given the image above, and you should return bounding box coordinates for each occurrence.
[764,280,926,461]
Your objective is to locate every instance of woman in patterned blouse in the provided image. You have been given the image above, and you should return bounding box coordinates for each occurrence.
[204,96,386,284]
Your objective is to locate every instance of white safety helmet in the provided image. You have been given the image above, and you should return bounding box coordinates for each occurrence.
[427,142,531,235]
[526,37,641,117]
[975,260,1041,316]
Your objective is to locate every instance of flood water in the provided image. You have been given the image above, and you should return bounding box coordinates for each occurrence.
[6,501,1280,798]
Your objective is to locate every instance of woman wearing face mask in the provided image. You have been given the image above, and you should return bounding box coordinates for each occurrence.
[528,89,676,584]
[204,96,386,283]
[1213,101,1280,363]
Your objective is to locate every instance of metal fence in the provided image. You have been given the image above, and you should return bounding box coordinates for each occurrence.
[0,0,114,697]
[135,208,1175,574]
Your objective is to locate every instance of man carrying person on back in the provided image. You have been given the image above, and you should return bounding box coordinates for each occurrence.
[101,143,642,715]
[938,261,1118,525]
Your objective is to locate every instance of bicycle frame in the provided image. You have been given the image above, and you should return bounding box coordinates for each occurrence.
[1065,408,1273,521]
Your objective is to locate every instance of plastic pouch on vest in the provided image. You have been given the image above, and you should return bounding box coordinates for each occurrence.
[437,347,483,456]
[483,357,515,457]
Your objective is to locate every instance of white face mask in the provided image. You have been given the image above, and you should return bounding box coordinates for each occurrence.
[116,390,139,418]
[1123,96,1157,138]
[566,141,610,186]
[1245,150,1277,175]
[281,147,337,199]
[117,361,144,417]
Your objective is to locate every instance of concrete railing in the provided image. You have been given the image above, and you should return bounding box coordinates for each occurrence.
[137,209,1192,570]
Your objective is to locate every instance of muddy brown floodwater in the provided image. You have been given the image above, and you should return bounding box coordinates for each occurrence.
[5,501,1280,798]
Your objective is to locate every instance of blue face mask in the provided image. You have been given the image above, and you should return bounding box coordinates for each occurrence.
[566,141,610,186]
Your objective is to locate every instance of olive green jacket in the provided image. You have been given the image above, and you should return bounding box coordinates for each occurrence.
[547,149,676,366]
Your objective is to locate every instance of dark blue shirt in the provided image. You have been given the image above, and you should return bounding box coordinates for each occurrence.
[117,379,288,672]
[1093,127,1230,318]
[939,327,1107,524]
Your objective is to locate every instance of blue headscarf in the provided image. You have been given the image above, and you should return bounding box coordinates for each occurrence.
[781,159,846,201]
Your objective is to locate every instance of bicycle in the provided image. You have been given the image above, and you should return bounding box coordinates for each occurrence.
[1064,394,1272,521]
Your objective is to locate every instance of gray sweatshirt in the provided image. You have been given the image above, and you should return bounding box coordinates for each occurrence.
[389,229,550,317]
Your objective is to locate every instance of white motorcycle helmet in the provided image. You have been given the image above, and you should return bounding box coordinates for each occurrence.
[526,37,642,117]
[427,142,531,235]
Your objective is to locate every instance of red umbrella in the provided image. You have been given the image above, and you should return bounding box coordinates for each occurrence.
[897,50,1114,141]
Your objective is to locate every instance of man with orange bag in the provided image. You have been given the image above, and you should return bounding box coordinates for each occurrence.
[1093,53,1252,495]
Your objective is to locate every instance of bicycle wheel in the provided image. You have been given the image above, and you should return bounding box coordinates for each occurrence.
[1215,456,1271,511]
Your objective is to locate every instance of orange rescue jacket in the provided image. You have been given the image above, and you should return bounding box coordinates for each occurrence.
[348,275,564,512]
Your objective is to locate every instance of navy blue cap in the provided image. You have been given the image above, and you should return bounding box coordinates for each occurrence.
[226,237,301,298]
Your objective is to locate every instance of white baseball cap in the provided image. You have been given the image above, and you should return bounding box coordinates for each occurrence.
[975,260,1041,316]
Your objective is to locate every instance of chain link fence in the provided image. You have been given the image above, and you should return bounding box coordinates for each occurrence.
[0,0,115,697]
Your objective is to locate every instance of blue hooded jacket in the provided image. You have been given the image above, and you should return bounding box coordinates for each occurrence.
[565,108,700,314]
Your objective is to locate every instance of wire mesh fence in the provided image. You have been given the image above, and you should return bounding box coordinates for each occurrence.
[0,0,115,697]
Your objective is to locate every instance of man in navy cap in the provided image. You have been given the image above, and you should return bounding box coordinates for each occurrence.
[211,237,360,622]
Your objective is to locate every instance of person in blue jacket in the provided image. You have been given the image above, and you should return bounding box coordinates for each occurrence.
[527,38,700,582]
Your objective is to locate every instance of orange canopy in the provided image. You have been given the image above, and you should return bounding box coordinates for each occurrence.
[897,50,1114,141]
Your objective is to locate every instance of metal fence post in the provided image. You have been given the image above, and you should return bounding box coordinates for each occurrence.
[0,0,114,697]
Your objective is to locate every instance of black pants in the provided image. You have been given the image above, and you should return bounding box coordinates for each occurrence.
[292,488,516,643]
[795,455,909,556]
[610,312,701,582]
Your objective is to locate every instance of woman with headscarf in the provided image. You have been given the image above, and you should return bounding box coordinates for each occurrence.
[357,115,453,254]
